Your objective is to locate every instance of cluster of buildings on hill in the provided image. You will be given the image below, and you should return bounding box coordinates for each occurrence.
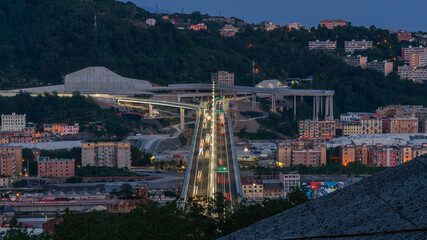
[0,141,131,184]
[288,105,427,168]
[306,19,427,82]
[341,45,427,81]
[0,113,80,144]
[340,142,427,167]
[241,172,300,200]
[0,112,132,183]
[297,105,427,142]
[241,172,353,200]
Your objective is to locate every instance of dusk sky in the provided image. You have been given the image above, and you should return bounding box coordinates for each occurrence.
[124,0,427,32]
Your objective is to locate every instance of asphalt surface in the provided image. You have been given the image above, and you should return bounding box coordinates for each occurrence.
[186,101,239,205]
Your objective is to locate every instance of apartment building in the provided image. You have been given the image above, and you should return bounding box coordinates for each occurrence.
[369,148,402,167]
[190,23,207,31]
[344,40,372,53]
[145,18,156,26]
[389,118,418,133]
[299,120,335,140]
[341,143,426,166]
[82,142,131,169]
[340,144,356,166]
[365,60,393,76]
[397,31,412,42]
[360,118,382,134]
[319,19,346,29]
[37,157,75,178]
[375,105,427,118]
[409,54,421,67]
[60,124,79,135]
[412,144,427,158]
[340,112,371,121]
[285,23,302,31]
[1,113,26,132]
[220,24,239,37]
[277,140,327,166]
[0,175,8,187]
[308,40,337,50]
[397,65,427,82]
[343,55,367,68]
[401,46,427,66]
[0,153,16,176]
[241,178,264,199]
[263,181,284,198]
[0,147,22,175]
[343,123,363,136]
[292,149,323,167]
[258,21,280,31]
[279,172,300,194]
[211,71,235,85]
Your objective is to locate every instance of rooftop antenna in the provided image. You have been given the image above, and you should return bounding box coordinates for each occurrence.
[181,8,184,15]
[220,10,222,17]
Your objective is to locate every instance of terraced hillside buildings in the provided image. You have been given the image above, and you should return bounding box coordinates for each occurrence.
[221,156,427,240]
[308,40,336,50]
[344,40,372,53]
[340,143,427,167]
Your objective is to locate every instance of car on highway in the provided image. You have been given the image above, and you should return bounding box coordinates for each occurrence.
[221,131,225,135]
[221,141,225,146]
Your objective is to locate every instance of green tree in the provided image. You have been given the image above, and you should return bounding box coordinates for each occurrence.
[130,146,142,166]
[119,183,133,197]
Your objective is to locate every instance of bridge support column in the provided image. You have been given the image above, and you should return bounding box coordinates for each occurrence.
[329,96,334,121]
[149,104,153,117]
[177,96,181,102]
[325,96,329,120]
[180,108,185,130]
[233,91,237,100]
[301,95,304,102]
[252,93,257,109]
[312,96,316,121]
[293,95,297,121]
[320,96,323,116]
[271,94,276,113]
[220,90,224,98]
[316,96,320,121]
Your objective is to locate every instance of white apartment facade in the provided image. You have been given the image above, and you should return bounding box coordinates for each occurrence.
[1,113,26,132]
[344,40,373,53]
[309,40,336,50]
[398,66,427,82]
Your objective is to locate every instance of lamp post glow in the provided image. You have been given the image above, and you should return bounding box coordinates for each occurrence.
[209,80,216,198]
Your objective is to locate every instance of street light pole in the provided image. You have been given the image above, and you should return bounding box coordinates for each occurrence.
[209,80,216,199]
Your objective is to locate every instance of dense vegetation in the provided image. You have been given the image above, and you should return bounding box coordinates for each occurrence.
[1,0,426,115]
[0,191,308,240]
[0,92,130,138]
[76,166,136,177]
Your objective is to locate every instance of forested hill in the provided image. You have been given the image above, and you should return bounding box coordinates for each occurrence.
[0,0,426,114]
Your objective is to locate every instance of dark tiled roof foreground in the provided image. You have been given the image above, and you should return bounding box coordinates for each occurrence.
[221,157,427,240]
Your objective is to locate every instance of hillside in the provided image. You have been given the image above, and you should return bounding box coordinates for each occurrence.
[0,0,426,115]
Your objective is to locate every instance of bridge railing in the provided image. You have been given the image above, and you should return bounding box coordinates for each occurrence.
[179,109,201,206]
[226,103,243,203]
